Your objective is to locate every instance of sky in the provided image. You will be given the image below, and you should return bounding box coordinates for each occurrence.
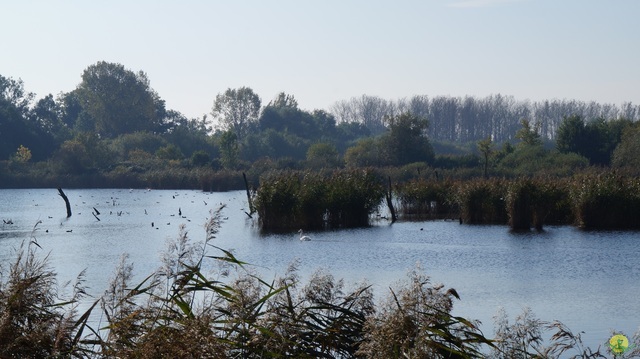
[2,0,639,120]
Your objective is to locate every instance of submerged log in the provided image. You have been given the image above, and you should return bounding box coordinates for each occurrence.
[57,188,72,218]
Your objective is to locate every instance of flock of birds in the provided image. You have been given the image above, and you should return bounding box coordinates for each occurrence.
[3,189,316,242]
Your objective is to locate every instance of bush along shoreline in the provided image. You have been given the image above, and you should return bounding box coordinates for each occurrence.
[1,208,636,358]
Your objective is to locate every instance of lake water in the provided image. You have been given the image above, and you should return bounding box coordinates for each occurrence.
[0,188,638,351]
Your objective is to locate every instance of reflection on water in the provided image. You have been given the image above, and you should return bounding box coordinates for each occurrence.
[1,188,639,349]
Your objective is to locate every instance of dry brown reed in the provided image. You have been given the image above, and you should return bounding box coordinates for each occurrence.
[0,222,92,357]
[3,206,637,358]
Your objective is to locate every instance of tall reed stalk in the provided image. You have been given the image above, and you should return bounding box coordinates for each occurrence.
[0,222,92,357]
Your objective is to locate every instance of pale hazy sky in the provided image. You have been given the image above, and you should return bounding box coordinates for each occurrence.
[2,0,639,119]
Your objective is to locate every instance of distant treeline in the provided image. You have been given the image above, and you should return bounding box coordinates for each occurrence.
[332,94,640,143]
[2,61,640,190]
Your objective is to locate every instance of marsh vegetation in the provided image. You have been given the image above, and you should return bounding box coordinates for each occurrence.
[2,209,636,358]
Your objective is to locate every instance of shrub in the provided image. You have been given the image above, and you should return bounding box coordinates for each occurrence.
[190,150,211,167]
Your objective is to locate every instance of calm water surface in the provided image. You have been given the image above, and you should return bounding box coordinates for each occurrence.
[0,188,638,350]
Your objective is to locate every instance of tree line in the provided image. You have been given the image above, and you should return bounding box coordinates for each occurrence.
[2,60,640,188]
[332,93,640,143]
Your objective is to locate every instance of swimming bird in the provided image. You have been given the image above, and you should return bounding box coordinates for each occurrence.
[298,229,311,241]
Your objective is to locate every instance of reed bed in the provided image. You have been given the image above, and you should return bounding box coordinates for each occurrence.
[255,169,385,232]
[571,171,640,229]
[396,178,456,220]
[505,178,569,231]
[454,178,509,225]
[397,173,640,231]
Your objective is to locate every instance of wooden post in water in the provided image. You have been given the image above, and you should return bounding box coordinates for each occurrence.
[243,172,254,217]
[57,188,72,218]
[386,176,397,223]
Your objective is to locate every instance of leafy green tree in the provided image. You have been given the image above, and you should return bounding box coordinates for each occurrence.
[219,130,240,169]
[589,117,632,165]
[79,131,114,165]
[190,150,211,167]
[259,103,316,140]
[211,87,261,140]
[335,122,371,151]
[57,89,91,132]
[241,129,302,162]
[53,140,92,174]
[311,110,338,137]
[108,132,168,161]
[306,142,341,169]
[477,136,495,177]
[268,92,298,110]
[29,94,66,140]
[612,123,640,168]
[344,138,386,167]
[583,118,614,165]
[162,110,216,159]
[383,113,434,166]
[515,118,542,147]
[0,75,56,161]
[557,115,631,165]
[0,76,31,159]
[75,61,166,138]
[0,76,32,114]
[556,115,586,154]
[155,144,184,161]
[497,146,588,176]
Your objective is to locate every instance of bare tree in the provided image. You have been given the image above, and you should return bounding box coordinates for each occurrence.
[330,95,395,134]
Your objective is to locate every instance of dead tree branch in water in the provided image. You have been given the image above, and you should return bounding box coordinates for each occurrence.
[57,188,72,218]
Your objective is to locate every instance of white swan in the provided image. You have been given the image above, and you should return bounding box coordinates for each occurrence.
[298,229,311,241]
